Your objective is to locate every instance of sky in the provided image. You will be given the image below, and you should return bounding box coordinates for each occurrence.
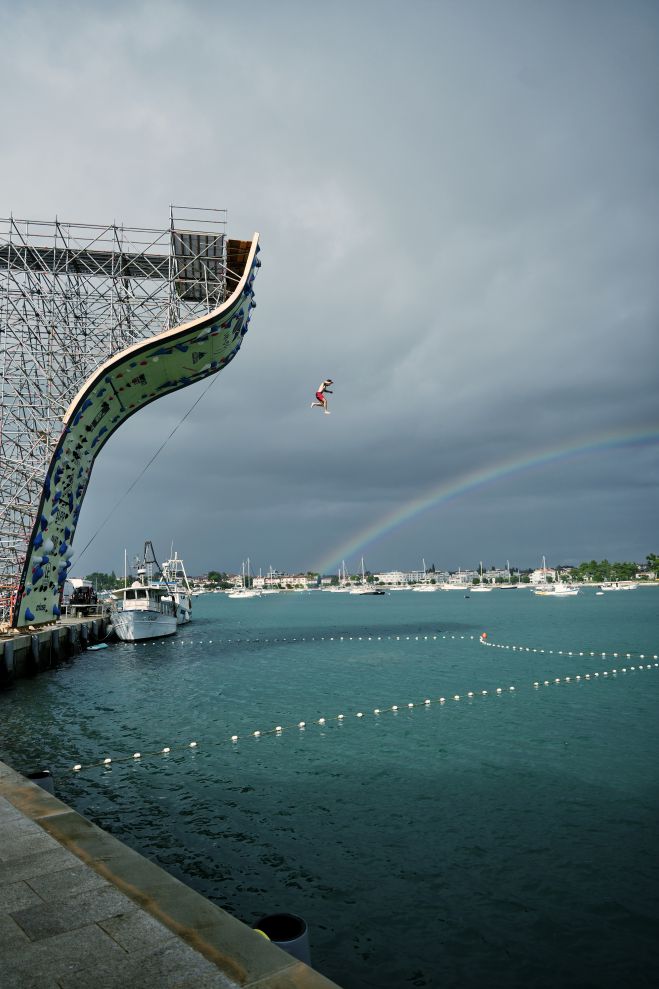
[1,0,658,577]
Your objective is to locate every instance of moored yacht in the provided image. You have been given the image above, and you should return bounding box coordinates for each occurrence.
[110,543,179,641]
[228,559,261,598]
[470,562,493,591]
[533,582,579,597]
[350,557,386,595]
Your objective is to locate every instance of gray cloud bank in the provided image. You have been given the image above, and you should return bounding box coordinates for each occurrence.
[1,0,657,575]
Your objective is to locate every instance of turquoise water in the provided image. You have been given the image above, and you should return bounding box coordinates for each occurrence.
[1,588,658,987]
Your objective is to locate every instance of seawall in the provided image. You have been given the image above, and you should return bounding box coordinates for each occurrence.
[0,758,341,987]
[0,615,110,686]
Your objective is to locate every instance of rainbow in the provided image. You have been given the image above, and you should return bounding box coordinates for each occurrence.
[313,425,659,574]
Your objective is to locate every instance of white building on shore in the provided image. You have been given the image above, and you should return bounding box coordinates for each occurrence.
[529,566,557,584]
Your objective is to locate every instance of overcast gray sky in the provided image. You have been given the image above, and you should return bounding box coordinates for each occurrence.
[2,0,658,576]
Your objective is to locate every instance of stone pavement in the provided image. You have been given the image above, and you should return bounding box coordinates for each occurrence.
[0,760,340,989]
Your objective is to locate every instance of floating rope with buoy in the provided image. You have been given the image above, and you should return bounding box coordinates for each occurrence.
[67,655,658,775]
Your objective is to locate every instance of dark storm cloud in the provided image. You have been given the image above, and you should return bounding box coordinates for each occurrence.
[1,0,657,575]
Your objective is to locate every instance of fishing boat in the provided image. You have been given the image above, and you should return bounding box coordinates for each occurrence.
[153,552,192,624]
[600,581,638,591]
[110,542,178,641]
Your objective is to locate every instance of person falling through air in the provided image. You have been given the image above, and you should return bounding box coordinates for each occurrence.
[311,378,333,414]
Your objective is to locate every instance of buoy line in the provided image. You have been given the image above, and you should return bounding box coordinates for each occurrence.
[67,659,658,775]
[479,633,658,662]
[126,632,479,647]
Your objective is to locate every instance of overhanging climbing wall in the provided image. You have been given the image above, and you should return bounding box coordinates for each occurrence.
[11,233,260,628]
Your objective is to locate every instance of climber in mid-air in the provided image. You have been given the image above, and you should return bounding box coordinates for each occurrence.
[310,378,333,415]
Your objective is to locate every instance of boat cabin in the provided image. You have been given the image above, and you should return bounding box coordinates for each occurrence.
[113,582,176,615]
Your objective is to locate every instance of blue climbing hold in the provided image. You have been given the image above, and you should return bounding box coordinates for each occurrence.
[25,608,35,622]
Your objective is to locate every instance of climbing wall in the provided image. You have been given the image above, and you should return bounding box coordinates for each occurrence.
[12,236,260,627]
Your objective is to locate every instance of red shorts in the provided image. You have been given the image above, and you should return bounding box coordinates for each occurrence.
[315,391,325,402]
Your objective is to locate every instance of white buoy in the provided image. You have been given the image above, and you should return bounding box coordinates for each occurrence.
[338,714,344,720]
[275,726,282,733]
[231,735,238,742]
[103,757,111,764]
[253,730,261,737]
[408,702,414,708]
[318,718,326,725]
[162,747,170,753]
[299,721,306,728]
[374,708,380,715]
[356,712,364,718]
[73,764,82,771]
[133,752,141,759]
[496,688,502,694]
[190,741,197,748]
[424,699,431,705]
[392,705,398,711]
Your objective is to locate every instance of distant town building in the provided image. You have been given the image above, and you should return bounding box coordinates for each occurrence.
[529,566,557,584]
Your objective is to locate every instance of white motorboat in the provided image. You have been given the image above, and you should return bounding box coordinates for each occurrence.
[110,542,180,641]
[111,583,178,640]
[600,581,638,591]
[533,583,579,597]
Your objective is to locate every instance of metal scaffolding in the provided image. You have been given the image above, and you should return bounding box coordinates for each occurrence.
[0,206,236,624]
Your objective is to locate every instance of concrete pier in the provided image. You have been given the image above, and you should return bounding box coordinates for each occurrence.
[0,759,340,988]
[1,615,111,686]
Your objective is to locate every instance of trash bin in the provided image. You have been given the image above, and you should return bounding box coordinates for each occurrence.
[26,770,55,796]
[253,913,310,965]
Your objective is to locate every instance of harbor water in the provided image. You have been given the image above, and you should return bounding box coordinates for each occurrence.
[1,587,658,988]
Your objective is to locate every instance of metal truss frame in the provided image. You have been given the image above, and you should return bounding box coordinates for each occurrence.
[0,206,236,624]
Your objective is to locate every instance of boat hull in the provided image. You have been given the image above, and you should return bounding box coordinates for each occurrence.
[112,610,178,641]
